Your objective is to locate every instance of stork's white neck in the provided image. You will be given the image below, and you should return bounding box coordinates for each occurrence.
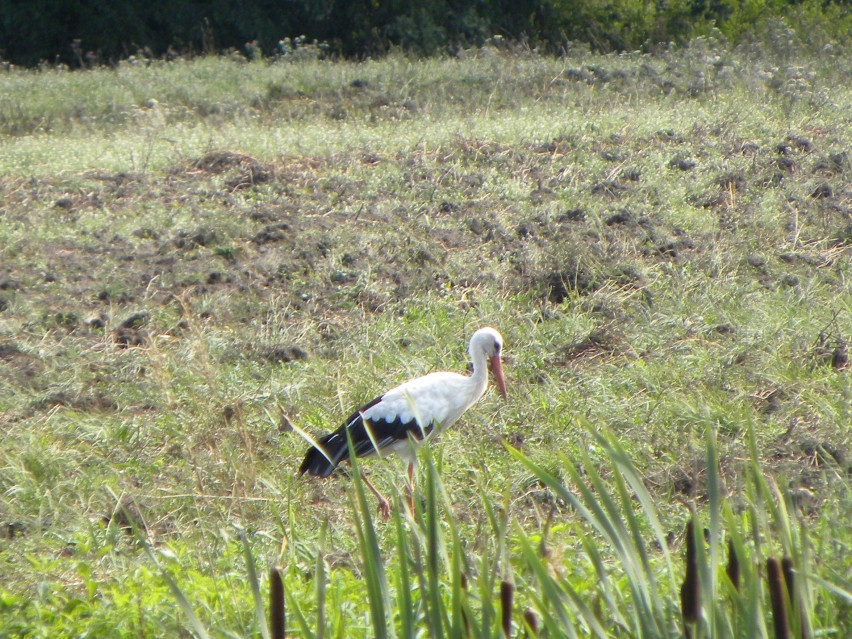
[465,344,490,405]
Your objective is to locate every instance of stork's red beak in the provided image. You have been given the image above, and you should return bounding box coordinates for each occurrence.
[489,355,508,399]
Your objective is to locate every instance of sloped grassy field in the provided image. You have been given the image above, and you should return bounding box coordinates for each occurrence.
[0,34,850,636]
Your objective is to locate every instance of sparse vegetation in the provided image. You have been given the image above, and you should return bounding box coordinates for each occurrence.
[0,31,850,637]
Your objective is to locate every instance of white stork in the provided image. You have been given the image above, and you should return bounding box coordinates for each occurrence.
[299,326,507,517]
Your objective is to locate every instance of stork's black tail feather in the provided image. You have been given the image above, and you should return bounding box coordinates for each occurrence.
[298,431,349,477]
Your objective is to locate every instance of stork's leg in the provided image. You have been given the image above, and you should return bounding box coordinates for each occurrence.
[405,461,415,515]
[360,471,391,520]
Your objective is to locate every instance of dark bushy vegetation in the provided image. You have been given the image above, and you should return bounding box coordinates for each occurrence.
[1,0,849,66]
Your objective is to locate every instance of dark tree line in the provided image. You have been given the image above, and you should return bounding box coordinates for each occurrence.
[0,0,848,66]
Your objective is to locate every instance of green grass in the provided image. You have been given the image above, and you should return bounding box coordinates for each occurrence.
[0,31,850,637]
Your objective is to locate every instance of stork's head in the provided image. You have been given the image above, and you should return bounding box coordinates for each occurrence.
[470,327,508,399]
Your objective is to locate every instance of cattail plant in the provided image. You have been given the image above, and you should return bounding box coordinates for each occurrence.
[767,557,791,639]
[680,518,701,634]
[149,424,850,637]
[269,566,286,639]
[501,579,514,637]
[460,572,470,637]
[523,608,539,638]
[726,537,740,592]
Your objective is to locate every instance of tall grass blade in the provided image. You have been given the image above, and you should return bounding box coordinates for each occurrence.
[408,531,433,637]
[572,451,661,636]
[591,429,677,590]
[476,468,509,577]
[559,582,609,639]
[746,425,778,542]
[722,503,758,636]
[513,525,578,637]
[595,434,672,633]
[348,437,394,639]
[285,580,316,639]
[508,439,673,637]
[472,473,511,637]
[803,574,852,604]
[290,420,336,468]
[703,426,722,637]
[140,539,210,639]
[238,528,271,639]
[392,501,416,639]
[421,445,448,637]
[445,489,468,639]
[118,483,209,636]
[315,550,326,639]
[575,526,629,631]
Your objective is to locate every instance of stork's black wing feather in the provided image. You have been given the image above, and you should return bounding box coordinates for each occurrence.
[298,396,434,477]
[348,414,434,457]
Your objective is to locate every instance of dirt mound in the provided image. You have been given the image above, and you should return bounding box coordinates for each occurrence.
[185,150,273,188]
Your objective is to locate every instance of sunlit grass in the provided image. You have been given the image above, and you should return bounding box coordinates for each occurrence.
[1,43,849,176]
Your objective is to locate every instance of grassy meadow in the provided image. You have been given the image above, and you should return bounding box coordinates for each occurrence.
[0,30,850,637]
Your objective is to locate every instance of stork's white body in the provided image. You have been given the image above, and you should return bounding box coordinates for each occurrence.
[299,327,507,492]
[373,369,488,443]
[324,369,487,462]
